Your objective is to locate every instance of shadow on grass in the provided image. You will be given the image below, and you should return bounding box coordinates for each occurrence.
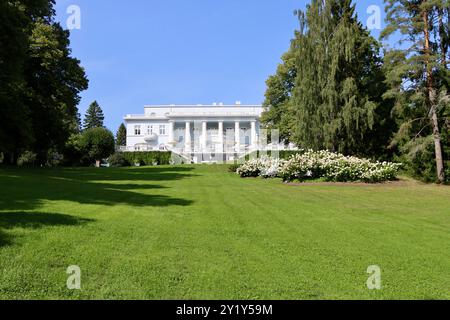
[0,212,94,230]
[0,166,196,211]
[0,229,11,247]
[54,166,198,182]
[0,211,95,248]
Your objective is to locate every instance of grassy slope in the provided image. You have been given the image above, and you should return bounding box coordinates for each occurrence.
[0,165,449,300]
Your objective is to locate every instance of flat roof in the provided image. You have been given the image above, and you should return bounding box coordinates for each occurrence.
[144,104,262,108]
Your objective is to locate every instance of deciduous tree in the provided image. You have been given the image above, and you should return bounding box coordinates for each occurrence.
[263,0,393,158]
[0,0,88,164]
[80,127,115,167]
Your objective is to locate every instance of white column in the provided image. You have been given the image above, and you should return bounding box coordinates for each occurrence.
[202,121,207,151]
[218,121,224,153]
[235,121,240,152]
[168,122,175,145]
[251,121,257,150]
[185,122,191,152]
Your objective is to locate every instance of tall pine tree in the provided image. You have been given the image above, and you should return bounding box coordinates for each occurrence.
[83,101,105,130]
[381,0,449,183]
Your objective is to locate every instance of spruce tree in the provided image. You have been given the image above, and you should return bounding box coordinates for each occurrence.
[83,101,105,130]
[116,123,127,147]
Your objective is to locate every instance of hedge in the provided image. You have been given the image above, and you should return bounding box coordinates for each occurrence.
[122,152,172,166]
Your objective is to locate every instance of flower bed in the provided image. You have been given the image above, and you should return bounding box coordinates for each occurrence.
[236,150,402,183]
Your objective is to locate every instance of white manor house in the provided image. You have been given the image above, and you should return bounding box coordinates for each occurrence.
[123,102,292,163]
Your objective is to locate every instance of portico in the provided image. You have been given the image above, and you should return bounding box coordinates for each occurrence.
[175,119,258,154]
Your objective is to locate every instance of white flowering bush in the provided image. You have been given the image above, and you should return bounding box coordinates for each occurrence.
[236,158,261,177]
[259,157,286,178]
[237,150,402,183]
[236,157,286,178]
[280,150,402,183]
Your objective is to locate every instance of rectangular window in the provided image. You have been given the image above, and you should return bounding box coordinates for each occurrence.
[147,125,154,135]
[159,125,166,135]
[134,125,141,136]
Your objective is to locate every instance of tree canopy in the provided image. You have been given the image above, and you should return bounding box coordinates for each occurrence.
[0,0,88,164]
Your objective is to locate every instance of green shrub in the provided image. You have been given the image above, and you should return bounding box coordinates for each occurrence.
[133,158,145,167]
[279,150,305,159]
[228,163,241,173]
[396,130,450,184]
[244,150,303,161]
[108,153,131,167]
[122,152,172,166]
[17,151,37,167]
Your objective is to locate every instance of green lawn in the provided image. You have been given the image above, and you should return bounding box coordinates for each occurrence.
[0,165,449,300]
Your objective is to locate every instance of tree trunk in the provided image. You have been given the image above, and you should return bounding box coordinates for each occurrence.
[9,151,18,165]
[9,152,15,165]
[424,11,445,183]
[431,105,445,182]
[95,160,101,168]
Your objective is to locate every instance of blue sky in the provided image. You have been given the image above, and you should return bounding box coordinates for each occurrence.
[54,0,386,132]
